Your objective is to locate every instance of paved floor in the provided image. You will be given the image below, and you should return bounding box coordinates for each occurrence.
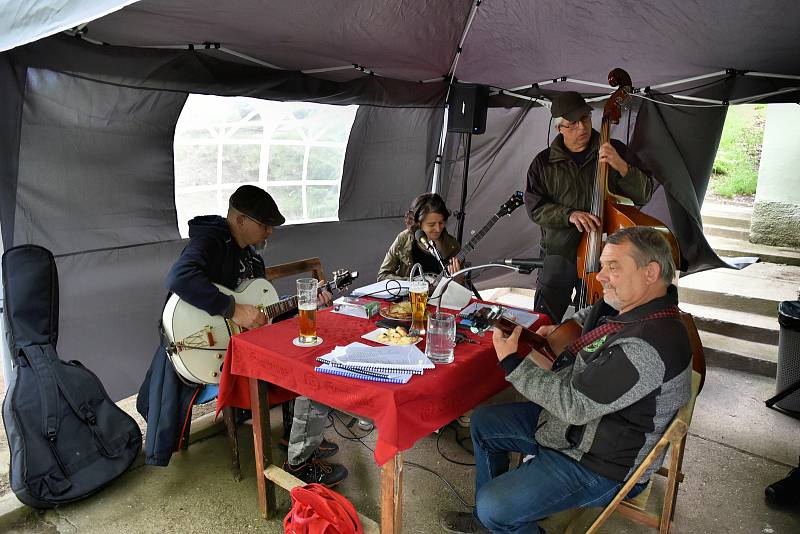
[2,366,799,533]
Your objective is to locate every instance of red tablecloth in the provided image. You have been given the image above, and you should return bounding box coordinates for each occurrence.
[217,303,549,465]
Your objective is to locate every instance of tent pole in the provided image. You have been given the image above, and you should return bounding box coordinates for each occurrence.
[432,0,482,193]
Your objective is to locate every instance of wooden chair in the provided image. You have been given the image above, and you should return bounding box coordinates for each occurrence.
[566,311,706,534]
[223,257,327,480]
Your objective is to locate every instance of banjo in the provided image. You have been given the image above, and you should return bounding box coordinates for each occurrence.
[162,269,357,385]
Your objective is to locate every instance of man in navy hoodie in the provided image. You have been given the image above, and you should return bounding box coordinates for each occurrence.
[138,185,347,487]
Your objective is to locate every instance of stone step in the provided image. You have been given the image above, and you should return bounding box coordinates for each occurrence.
[699,330,778,377]
[680,303,779,346]
[702,223,751,241]
[679,262,799,317]
[701,203,752,228]
[706,235,800,267]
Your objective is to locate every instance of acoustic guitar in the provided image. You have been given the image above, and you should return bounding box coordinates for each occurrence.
[162,269,357,385]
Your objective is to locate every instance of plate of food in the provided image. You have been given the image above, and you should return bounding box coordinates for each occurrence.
[362,326,421,346]
[379,301,413,321]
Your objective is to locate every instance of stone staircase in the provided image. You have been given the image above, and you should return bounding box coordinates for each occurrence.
[679,202,800,377]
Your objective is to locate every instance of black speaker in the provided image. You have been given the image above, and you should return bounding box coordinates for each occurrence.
[447,83,489,134]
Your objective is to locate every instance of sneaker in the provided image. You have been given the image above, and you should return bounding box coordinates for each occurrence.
[441,511,490,534]
[765,467,800,507]
[457,410,473,428]
[278,438,339,459]
[283,456,348,487]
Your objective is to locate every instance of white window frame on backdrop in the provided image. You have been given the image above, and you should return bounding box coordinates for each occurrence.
[173,95,358,237]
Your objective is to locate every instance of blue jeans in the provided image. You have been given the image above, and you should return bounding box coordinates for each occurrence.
[471,402,645,534]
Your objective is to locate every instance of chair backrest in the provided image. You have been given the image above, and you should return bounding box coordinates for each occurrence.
[580,370,702,534]
[264,257,326,283]
[679,311,706,394]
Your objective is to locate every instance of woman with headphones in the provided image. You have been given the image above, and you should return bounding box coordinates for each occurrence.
[377,193,462,281]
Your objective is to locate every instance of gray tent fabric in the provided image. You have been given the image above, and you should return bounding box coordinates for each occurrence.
[8,34,445,108]
[13,68,185,254]
[629,96,729,273]
[340,106,444,221]
[0,0,136,52]
[0,56,26,248]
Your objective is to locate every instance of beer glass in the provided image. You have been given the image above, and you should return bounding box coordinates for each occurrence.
[409,275,429,335]
[296,278,318,344]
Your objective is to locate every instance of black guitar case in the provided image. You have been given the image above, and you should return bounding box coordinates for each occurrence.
[1,245,142,508]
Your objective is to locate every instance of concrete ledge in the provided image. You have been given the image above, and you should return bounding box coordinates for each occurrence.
[700,330,778,377]
[0,412,225,531]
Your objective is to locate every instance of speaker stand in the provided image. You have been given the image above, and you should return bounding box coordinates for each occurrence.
[455,132,472,243]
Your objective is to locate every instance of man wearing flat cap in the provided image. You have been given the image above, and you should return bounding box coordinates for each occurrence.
[524,91,654,323]
[138,185,347,487]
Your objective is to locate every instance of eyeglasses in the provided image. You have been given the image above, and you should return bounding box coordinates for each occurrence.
[559,114,592,130]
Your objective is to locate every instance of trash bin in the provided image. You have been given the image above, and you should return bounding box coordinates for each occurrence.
[775,300,800,412]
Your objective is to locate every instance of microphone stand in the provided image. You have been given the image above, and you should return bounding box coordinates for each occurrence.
[434,264,522,316]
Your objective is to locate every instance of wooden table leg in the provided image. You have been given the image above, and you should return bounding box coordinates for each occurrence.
[380,452,403,534]
[249,378,275,518]
[221,406,241,481]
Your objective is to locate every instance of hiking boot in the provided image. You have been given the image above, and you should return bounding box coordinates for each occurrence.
[283,456,348,487]
[441,511,490,534]
[765,466,800,507]
[278,438,339,459]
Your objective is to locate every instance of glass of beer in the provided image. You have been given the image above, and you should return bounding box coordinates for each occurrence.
[409,275,429,336]
[296,278,318,344]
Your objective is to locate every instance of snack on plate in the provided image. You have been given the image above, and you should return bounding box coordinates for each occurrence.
[376,326,418,345]
[382,301,413,320]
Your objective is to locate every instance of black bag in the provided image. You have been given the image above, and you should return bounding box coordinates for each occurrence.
[2,245,142,508]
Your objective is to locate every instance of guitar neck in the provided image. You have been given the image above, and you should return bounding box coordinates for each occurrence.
[262,280,335,319]
[457,213,501,262]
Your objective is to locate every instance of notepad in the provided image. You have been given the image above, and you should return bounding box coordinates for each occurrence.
[315,363,412,384]
[316,342,434,375]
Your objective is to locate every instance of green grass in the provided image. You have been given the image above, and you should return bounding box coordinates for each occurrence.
[710,104,766,198]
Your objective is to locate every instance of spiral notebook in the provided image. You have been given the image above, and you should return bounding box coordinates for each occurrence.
[315,363,412,384]
[316,342,434,375]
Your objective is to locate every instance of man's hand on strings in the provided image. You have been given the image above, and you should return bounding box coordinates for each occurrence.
[318,283,333,307]
[568,210,601,233]
[492,326,522,361]
[232,303,267,330]
[536,324,558,337]
[599,142,630,176]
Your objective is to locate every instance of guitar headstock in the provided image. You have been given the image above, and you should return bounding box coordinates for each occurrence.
[497,191,525,217]
[330,269,358,292]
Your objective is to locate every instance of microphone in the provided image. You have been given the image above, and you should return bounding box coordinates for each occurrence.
[414,229,451,277]
[491,258,544,274]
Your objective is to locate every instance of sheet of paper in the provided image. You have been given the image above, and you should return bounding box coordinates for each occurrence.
[350,280,412,299]
[330,343,433,369]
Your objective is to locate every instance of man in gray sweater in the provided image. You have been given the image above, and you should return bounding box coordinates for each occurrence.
[442,226,691,534]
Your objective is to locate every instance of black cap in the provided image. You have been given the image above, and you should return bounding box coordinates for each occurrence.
[229,185,285,226]
[550,91,592,122]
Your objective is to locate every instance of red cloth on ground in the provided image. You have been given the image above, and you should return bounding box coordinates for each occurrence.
[217,303,549,465]
[284,483,363,534]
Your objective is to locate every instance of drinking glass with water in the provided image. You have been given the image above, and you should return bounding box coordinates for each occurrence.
[425,312,456,364]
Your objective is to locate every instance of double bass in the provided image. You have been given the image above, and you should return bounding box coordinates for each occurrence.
[575,67,680,309]
[523,68,682,355]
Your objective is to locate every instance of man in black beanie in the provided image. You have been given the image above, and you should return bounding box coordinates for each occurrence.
[139,185,347,486]
[524,91,654,323]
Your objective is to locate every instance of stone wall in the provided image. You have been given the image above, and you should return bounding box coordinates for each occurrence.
[751,104,800,247]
